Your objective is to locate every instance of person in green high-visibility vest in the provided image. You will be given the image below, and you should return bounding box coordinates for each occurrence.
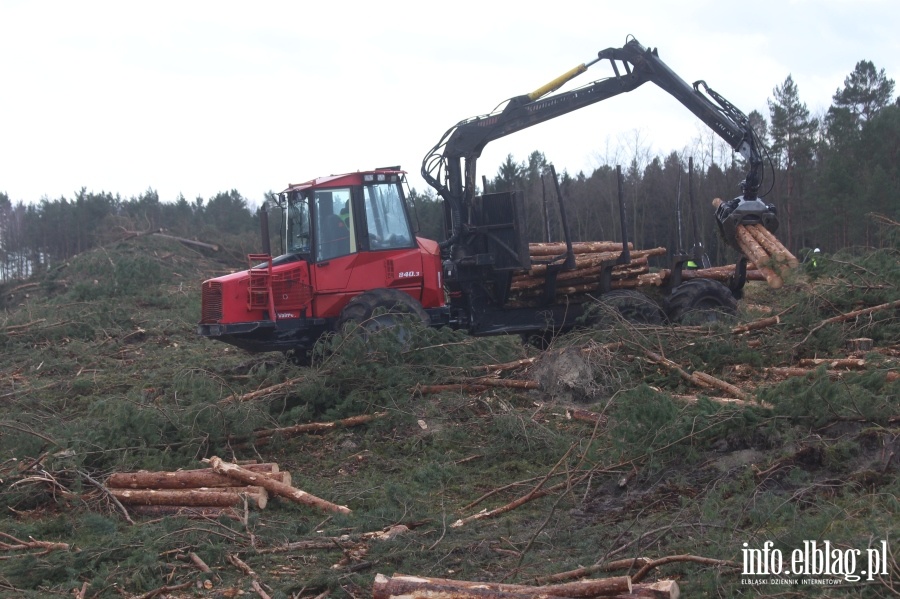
[685,260,699,270]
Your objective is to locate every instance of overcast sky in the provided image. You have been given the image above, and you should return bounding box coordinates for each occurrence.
[1,0,897,207]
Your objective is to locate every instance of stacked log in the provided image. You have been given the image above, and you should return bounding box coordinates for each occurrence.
[713,198,799,289]
[508,243,668,306]
[106,462,287,517]
[656,264,768,285]
[507,236,784,308]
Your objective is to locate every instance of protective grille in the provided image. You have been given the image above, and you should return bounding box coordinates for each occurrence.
[272,266,313,310]
[201,281,223,322]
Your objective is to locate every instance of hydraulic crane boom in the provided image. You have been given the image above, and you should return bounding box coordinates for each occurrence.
[421,36,775,252]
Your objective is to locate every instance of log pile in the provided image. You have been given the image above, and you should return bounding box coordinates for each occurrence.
[507,239,779,308]
[106,462,285,517]
[508,242,668,306]
[713,198,799,289]
[106,459,351,517]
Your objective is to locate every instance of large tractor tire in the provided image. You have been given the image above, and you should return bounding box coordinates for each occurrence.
[665,279,738,325]
[336,288,430,341]
[593,290,666,326]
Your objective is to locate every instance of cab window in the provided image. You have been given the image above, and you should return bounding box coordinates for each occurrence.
[286,195,311,255]
[314,188,355,261]
[363,182,413,250]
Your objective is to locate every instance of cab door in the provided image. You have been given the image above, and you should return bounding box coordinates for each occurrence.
[310,187,356,294]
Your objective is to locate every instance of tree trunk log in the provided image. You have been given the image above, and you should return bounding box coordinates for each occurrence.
[797,358,866,369]
[524,248,667,276]
[207,456,351,514]
[712,198,786,288]
[372,573,632,599]
[747,224,799,267]
[731,315,780,335]
[107,468,289,489]
[611,580,680,598]
[528,241,632,256]
[109,486,268,509]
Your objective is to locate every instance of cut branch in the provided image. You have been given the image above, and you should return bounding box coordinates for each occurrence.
[643,349,751,401]
[221,376,305,403]
[0,532,70,556]
[251,413,384,442]
[630,553,740,583]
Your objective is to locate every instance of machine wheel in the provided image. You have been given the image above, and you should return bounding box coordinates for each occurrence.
[336,288,430,342]
[665,279,738,325]
[592,290,666,326]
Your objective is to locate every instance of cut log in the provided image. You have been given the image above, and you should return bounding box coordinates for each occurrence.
[469,378,541,390]
[566,408,609,426]
[524,247,667,276]
[656,266,766,285]
[731,315,780,335]
[108,486,268,509]
[712,198,788,288]
[107,468,289,489]
[847,338,874,352]
[746,224,799,267]
[798,358,866,369]
[207,456,351,514]
[611,580,680,599]
[528,241,633,256]
[372,573,632,599]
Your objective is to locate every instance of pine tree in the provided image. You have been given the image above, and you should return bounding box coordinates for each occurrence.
[831,60,895,125]
[768,75,819,250]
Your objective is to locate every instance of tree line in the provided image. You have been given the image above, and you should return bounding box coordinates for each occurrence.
[2,59,897,282]
[0,188,258,281]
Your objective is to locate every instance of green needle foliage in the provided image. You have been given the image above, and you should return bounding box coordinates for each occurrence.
[0,231,898,597]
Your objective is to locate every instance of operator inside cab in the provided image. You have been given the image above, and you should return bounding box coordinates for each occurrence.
[315,191,353,261]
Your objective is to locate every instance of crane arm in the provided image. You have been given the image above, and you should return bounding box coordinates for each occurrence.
[421,37,774,249]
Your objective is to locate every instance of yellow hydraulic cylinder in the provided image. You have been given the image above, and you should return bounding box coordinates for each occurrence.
[527,63,588,101]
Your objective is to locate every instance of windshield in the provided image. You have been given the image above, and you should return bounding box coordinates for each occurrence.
[286,194,311,255]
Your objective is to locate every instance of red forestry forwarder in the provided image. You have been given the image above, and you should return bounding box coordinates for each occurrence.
[197,37,779,363]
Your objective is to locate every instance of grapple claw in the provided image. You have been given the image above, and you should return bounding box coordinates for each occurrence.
[715,197,779,250]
